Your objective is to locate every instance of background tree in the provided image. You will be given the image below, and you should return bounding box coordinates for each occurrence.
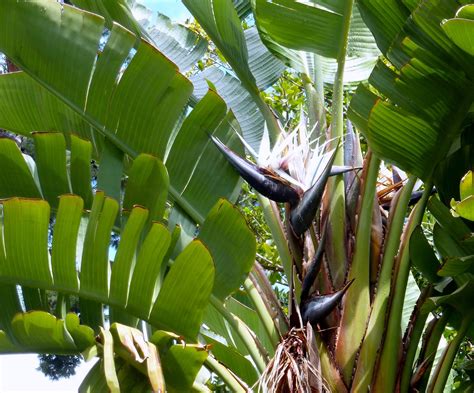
[37,354,82,381]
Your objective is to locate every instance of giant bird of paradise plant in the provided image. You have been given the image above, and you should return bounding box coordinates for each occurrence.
[0,0,473,392]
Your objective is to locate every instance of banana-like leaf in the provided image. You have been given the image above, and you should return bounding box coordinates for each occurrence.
[203,334,258,386]
[0,196,214,338]
[101,326,120,392]
[79,360,108,393]
[410,226,442,284]
[428,196,474,257]
[434,144,474,206]
[198,199,256,300]
[0,138,42,199]
[99,0,278,149]
[33,132,71,208]
[438,255,474,277]
[401,272,421,335]
[0,132,254,344]
[122,154,169,222]
[442,4,474,56]
[233,0,252,18]
[110,323,165,391]
[253,0,343,59]
[431,281,474,314]
[0,0,241,223]
[191,67,264,151]
[451,170,474,220]
[254,1,380,84]
[245,26,286,90]
[70,135,94,208]
[0,311,94,354]
[165,93,244,220]
[78,322,208,392]
[149,240,214,339]
[148,13,208,72]
[183,0,255,90]
[150,330,209,392]
[357,0,409,54]
[349,0,474,181]
[71,0,145,38]
[183,0,286,147]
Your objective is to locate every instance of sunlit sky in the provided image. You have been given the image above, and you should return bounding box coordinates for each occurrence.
[142,0,191,21]
[0,1,190,392]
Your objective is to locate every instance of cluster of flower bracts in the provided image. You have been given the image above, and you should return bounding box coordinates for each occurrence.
[210,134,355,327]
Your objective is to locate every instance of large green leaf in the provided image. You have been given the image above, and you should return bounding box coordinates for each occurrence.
[160,345,209,392]
[0,311,94,354]
[434,143,474,205]
[109,206,149,309]
[245,26,286,90]
[0,0,241,223]
[165,91,243,220]
[0,138,41,199]
[0,136,224,340]
[357,0,409,54]
[149,240,214,340]
[233,0,252,18]
[183,0,255,89]
[70,134,94,209]
[191,67,264,151]
[183,0,284,148]
[71,0,145,38]
[33,132,70,208]
[203,334,258,385]
[0,312,206,391]
[52,195,84,293]
[126,223,172,317]
[253,0,343,59]
[148,13,208,72]
[198,199,256,300]
[0,195,218,338]
[122,154,169,222]
[410,225,442,284]
[253,0,379,85]
[442,4,474,56]
[2,198,52,287]
[428,196,474,256]
[349,0,474,180]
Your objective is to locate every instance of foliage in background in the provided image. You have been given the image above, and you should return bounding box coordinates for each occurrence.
[37,354,82,381]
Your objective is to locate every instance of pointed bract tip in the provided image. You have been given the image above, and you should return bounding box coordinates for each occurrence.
[302,279,354,325]
[209,134,300,205]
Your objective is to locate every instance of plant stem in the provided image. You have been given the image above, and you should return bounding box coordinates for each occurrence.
[251,264,289,335]
[428,311,474,393]
[315,332,349,393]
[243,277,280,349]
[418,309,452,391]
[301,56,325,138]
[209,295,268,374]
[373,179,431,392]
[336,152,380,382]
[204,355,247,393]
[326,0,354,290]
[257,195,300,297]
[249,88,281,145]
[351,176,416,392]
[398,285,434,393]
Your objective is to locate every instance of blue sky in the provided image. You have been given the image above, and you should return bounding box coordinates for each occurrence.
[1,2,191,392]
[141,0,191,21]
